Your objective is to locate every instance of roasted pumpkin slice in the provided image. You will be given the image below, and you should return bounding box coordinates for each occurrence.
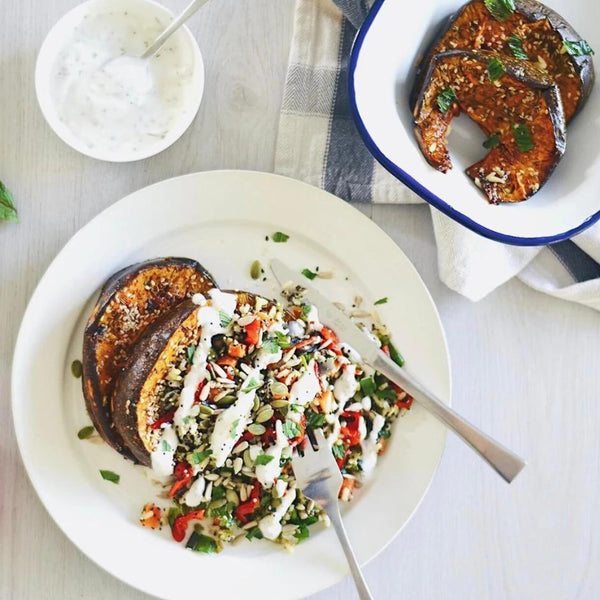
[413,49,566,203]
[411,0,594,122]
[112,291,275,466]
[82,257,217,460]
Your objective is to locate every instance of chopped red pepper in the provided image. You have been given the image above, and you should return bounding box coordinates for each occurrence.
[149,407,177,430]
[339,411,362,447]
[320,326,343,356]
[287,414,306,448]
[193,380,207,404]
[216,355,237,368]
[335,445,351,469]
[244,318,262,346]
[171,509,205,542]
[168,462,193,498]
[235,480,261,524]
[228,342,247,358]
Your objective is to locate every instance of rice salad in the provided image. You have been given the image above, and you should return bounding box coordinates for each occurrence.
[139,287,413,553]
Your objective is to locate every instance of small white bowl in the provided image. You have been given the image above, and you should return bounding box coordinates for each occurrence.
[350,0,600,246]
[35,0,205,163]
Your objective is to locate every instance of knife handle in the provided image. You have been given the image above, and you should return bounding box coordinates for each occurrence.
[372,353,525,483]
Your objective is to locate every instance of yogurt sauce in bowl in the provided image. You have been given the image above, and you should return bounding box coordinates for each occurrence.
[36,0,204,162]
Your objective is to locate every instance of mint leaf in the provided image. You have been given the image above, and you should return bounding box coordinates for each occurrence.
[436,88,456,113]
[255,454,275,466]
[0,182,18,223]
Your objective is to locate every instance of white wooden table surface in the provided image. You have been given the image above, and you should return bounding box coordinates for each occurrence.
[1,1,599,599]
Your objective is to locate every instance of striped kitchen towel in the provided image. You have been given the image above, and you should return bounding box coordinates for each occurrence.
[274,0,600,312]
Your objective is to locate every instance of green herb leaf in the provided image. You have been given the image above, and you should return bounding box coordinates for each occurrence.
[381,335,405,367]
[274,330,291,349]
[250,259,262,280]
[306,411,326,428]
[186,531,218,553]
[487,57,505,82]
[359,377,377,397]
[230,418,241,439]
[507,33,529,59]
[167,506,183,528]
[282,419,301,439]
[0,182,18,223]
[191,449,212,465]
[483,132,501,149]
[161,439,172,452]
[332,444,346,460]
[245,525,264,540]
[255,454,275,466]
[99,469,120,484]
[512,123,535,152]
[261,339,280,354]
[483,0,515,21]
[219,310,232,327]
[186,344,196,364]
[379,426,391,439]
[242,377,261,393]
[71,359,83,378]
[563,39,594,56]
[302,304,312,318]
[77,425,95,439]
[293,523,310,541]
[301,268,317,280]
[374,297,388,306]
[272,231,290,243]
[436,87,457,114]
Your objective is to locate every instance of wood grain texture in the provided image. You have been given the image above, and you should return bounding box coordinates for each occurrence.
[1,2,599,600]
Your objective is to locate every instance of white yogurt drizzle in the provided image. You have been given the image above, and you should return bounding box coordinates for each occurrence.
[287,359,321,423]
[258,486,297,540]
[255,420,287,488]
[360,413,386,478]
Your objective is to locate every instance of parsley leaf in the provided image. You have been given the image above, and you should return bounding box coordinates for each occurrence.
[272,231,290,243]
[242,378,261,393]
[512,123,535,152]
[274,331,291,349]
[282,419,301,439]
[483,132,501,149]
[359,377,377,397]
[332,444,346,460]
[261,339,280,354]
[255,454,275,466]
[230,418,241,439]
[507,33,528,59]
[99,469,120,484]
[436,87,457,113]
[484,0,515,21]
[0,181,18,223]
[187,344,196,363]
[306,411,326,428]
[563,40,594,57]
[301,268,317,280]
[374,297,388,305]
[161,439,172,452]
[191,449,212,465]
[219,310,232,327]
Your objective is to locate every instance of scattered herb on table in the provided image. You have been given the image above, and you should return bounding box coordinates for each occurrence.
[301,268,317,280]
[99,469,120,484]
[272,231,289,243]
[374,297,388,305]
[250,260,262,280]
[0,181,18,223]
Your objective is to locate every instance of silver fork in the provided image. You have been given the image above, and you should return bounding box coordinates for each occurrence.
[291,428,374,600]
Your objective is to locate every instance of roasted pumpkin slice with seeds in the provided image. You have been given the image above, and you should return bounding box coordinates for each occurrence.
[413,49,566,203]
[82,257,217,461]
[410,0,594,123]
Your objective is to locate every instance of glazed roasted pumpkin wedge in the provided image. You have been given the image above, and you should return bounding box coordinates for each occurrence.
[413,49,566,203]
[112,291,276,466]
[82,257,217,461]
[410,0,594,123]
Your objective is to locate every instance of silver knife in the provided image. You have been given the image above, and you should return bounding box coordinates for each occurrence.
[270,258,525,483]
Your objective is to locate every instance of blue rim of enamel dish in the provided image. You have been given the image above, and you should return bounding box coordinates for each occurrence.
[347,0,600,247]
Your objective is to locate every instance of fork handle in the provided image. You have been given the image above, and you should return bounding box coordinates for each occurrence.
[327,505,374,600]
[373,353,525,483]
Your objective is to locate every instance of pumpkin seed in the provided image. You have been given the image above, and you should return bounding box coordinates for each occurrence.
[252,396,260,412]
[71,359,83,378]
[250,260,262,280]
[199,405,214,415]
[226,488,239,505]
[216,394,236,407]
[209,498,227,510]
[269,381,288,397]
[255,406,274,423]
[247,423,266,436]
[271,399,289,409]
[243,449,253,468]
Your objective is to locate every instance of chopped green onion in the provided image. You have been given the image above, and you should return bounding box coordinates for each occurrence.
[359,377,377,397]
[487,57,505,82]
[381,335,405,367]
[301,268,317,280]
[77,425,95,439]
[484,0,515,21]
[272,231,290,243]
[436,87,457,113]
[512,123,534,152]
[186,531,218,553]
[483,132,501,149]
[563,39,594,56]
[255,454,275,466]
[306,411,326,428]
[99,469,120,484]
[374,297,388,305]
[507,34,529,59]
[71,359,83,378]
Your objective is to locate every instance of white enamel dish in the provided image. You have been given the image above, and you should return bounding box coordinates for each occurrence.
[349,0,600,245]
[11,171,450,600]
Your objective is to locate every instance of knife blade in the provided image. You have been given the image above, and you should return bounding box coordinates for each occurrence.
[269,258,526,483]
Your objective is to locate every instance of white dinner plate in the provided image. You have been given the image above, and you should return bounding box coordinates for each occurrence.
[350,0,600,245]
[11,170,450,600]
